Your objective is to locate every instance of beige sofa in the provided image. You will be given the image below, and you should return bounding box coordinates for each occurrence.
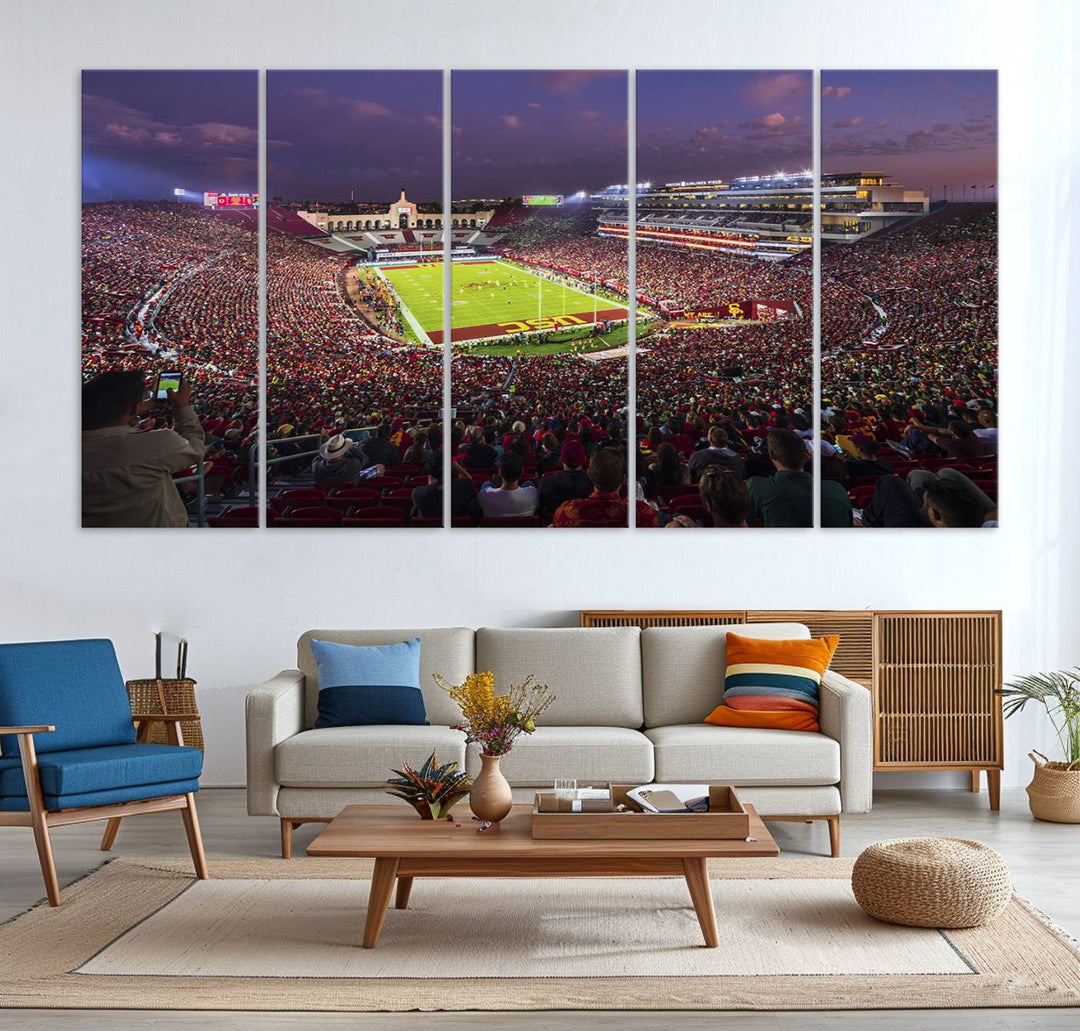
[246,624,872,857]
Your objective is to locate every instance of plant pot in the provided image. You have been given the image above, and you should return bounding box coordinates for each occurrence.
[1027,751,1080,823]
[469,753,513,824]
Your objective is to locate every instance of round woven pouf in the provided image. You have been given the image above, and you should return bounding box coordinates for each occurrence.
[852,837,1013,928]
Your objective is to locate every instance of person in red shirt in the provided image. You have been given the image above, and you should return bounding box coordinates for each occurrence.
[553,450,658,528]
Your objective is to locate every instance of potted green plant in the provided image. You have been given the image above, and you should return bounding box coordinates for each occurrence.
[1000,669,1080,823]
[385,752,472,820]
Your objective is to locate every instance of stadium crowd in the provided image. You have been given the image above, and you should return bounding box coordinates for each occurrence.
[83,198,996,527]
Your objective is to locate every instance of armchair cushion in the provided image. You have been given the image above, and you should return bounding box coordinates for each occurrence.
[0,743,202,808]
[0,640,136,757]
[0,777,201,813]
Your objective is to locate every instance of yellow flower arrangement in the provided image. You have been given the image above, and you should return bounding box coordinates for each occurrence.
[434,670,554,756]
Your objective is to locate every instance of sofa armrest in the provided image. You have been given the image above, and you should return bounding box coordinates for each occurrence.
[245,669,304,816]
[819,668,873,813]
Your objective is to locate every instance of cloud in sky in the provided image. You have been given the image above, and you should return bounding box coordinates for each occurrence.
[635,71,812,183]
[82,73,259,200]
[821,70,997,192]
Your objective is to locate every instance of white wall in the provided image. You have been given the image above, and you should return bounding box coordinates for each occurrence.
[0,0,1076,788]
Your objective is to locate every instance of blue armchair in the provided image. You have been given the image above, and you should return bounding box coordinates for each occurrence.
[0,639,208,906]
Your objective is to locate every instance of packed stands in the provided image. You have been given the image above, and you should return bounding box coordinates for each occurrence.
[83,196,996,527]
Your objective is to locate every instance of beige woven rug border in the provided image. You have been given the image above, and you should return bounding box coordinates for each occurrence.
[2,857,1078,1012]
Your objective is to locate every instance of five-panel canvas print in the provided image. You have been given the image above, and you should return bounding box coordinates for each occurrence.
[81,69,998,529]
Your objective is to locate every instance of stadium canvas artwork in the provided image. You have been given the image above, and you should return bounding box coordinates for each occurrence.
[81,70,258,528]
[635,70,813,529]
[450,70,633,528]
[820,70,998,529]
[78,66,998,532]
[265,70,444,528]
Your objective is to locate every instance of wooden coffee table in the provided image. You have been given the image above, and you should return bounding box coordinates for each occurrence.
[307,803,779,949]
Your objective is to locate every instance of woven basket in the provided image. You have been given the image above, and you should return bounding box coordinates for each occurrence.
[1027,750,1080,823]
[125,678,203,751]
[852,837,1012,928]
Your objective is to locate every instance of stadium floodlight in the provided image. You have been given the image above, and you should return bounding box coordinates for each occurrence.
[173,188,184,196]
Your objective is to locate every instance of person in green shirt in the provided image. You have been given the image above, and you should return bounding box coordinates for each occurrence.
[747,429,852,528]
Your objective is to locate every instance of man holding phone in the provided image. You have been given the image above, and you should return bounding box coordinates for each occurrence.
[82,370,205,527]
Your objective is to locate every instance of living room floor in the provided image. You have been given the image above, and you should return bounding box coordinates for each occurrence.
[1,787,1077,1030]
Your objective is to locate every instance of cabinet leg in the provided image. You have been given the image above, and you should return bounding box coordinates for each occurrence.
[970,769,981,793]
[986,769,1001,811]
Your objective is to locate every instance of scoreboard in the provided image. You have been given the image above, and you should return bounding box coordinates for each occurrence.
[203,192,259,208]
[522,194,563,207]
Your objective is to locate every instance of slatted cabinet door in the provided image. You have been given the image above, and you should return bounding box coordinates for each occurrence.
[873,612,1002,770]
[579,611,745,629]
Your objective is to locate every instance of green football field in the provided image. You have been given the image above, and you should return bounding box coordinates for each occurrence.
[378,259,628,345]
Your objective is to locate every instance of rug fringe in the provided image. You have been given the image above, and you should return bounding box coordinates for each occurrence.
[1013,893,1080,959]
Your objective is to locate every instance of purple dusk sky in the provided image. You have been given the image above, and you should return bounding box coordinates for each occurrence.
[82,71,257,202]
[452,71,627,198]
[637,71,812,183]
[822,70,998,197]
[267,71,442,204]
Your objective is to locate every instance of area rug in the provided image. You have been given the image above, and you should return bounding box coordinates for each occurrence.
[1,857,1078,1011]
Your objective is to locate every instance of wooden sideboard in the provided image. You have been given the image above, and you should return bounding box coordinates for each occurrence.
[579,609,1003,809]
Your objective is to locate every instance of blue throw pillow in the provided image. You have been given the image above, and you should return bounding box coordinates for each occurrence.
[311,638,428,728]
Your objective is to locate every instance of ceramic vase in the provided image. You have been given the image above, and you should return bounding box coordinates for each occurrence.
[469,752,513,824]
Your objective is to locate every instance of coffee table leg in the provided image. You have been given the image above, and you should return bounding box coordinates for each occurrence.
[363,857,399,948]
[395,876,414,910]
[683,857,719,948]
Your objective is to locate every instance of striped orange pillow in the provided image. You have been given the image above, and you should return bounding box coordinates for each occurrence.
[704,633,839,733]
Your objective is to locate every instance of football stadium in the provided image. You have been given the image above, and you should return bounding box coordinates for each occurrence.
[81,73,996,530]
[80,180,997,527]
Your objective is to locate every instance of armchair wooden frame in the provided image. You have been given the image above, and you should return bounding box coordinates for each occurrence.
[0,717,209,907]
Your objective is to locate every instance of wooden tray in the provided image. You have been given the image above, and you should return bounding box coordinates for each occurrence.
[531,784,751,840]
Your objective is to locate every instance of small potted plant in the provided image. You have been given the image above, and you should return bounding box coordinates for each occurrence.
[385,752,472,820]
[1000,668,1080,823]
[434,670,555,825]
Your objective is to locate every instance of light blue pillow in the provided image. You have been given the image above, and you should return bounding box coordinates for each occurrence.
[311,638,427,728]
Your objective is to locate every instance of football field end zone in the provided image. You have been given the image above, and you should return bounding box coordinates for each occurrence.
[429,308,628,345]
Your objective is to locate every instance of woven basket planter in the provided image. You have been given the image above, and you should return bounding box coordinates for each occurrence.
[125,678,203,751]
[852,837,1012,928]
[1027,751,1080,823]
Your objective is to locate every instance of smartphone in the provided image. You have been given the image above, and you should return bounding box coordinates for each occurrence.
[154,371,183,401]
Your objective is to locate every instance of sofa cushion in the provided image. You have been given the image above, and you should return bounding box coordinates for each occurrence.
[466,726,654,786]
[298,629,473,729]
[475,627,643,728]
[645,724,840,785]
[276,725,467,788]
[310,638,428,729]
[641,623,811,728]
[0,640,136,757]
[706,633,839,733]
